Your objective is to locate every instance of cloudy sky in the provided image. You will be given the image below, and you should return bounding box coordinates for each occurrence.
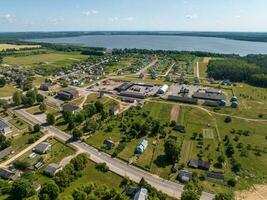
[0,0,267,32]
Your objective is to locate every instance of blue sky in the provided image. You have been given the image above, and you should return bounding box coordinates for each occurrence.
[0,0,267,32]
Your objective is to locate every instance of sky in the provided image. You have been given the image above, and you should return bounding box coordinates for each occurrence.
[0,0,267,32]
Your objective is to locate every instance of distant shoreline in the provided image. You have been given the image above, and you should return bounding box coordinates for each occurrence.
[1,31,267,43]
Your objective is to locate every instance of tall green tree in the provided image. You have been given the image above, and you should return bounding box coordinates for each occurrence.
[47,113,55,125]
[164,139,181,164]
[12,91,23,106]
[39,183,59,200]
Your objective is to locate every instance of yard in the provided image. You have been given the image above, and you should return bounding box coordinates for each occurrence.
[0,84,18,97]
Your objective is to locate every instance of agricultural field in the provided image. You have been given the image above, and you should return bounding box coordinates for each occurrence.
[0,43,41,51]
[3,51,87,68]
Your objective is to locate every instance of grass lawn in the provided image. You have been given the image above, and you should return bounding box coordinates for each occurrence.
[26,104,59,116]
[9,116,29,130]
[0,84,18,97]
[32,76,46,87]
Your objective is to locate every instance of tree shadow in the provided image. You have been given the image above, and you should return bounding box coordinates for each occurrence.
[153,155,171,168]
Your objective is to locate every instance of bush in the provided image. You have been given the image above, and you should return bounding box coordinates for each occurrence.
[96,162,109,172]
[224,116,232,123]
[227,178,237,187]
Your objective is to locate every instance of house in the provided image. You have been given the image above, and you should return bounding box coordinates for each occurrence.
[206,172,224,181]
[192,92,226,102]
[104,139,115,149]
[0,168,21,180]
[134,188,148,200]
[0,147,12,161]
[136,139,148,154]
[44,163,62,177]
[58,87,79,100]
[188,160,210,170]
[0,118,12,136]
[33,142,51,154]
[40,82,52,91]
[62,104,81,114]
[178,170,193,182]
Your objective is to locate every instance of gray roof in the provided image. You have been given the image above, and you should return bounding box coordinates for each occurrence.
[0,168,15,180]
[0,147,12,160]
[134,188,148,200]
[179,170,193,182]
[33,142,51,154]
[44,163,61,176]
[0,118,9,129]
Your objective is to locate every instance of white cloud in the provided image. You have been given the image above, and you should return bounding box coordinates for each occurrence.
[0,14,16,24]
[47,17,64,25]
[82,10,99,16]
[186,14,198,20]
[108,17,119,22]
[125,17,135,21]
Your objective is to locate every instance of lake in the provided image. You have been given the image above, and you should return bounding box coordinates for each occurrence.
[27,35,267,56]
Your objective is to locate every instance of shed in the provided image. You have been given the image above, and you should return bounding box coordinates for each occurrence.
[206,172,224,181]
[173,125,185,133]
[188,160,210,170]
[33,142,51,154]
[157,84,169,94]
[104,139,115,149]
[62,104,81,114]
[44,163,62,177]
[0,147,12,161]
[0,168,20,180]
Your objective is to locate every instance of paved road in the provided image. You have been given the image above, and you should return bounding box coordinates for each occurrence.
[14,109,214,200]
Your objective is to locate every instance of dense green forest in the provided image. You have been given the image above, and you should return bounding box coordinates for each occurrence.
[207,55,267,87]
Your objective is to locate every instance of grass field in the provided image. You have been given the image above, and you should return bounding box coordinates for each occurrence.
[3,51,87,67]
[0,43,41,51]
[0,84,18,97]
[26,104,59,116]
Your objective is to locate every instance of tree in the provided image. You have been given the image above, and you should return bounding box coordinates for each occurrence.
[33,124,41,132]
[75,112,85,124]
[224,116,232,123]
[94,101,104,113]
[0,78,6,87]
[181,190,200,200]
[62,110,73,123]
[83,119,98,133]
[96,162,109,172]
[151,120,161,136]
[70,154,88,171]
[11,179,35,200]
[47,113,55,125]
[39,183,59,200]
[13,91,22,106]
[214,192,235,200]
[13,160,30,170]
[26,90,37,106]
[226,144,234,157]
[72,189,87,200]
[36,93,45,103]
[164,139,181,164]
[39,102,47,113]
[227,178,237,187]
[72,128,82,139]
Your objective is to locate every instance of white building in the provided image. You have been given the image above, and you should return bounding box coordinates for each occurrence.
[0,118,12,136]
[157,84,169,94]
[136,139,148,154]
[134,188,148,200]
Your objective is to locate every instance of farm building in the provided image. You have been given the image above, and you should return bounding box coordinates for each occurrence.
[134,188,148,200]
[167,95,198,104]
[173,125,186,133]
[58,87,79,100]
[157,84,169,94]
[44,163,62,177]
[188,160,210,170]
[178,170,193,182]
[104,139,115,149]
[33,142,51,154]
[192,91,226,102]
[0,118,12,136]
[119,91,147,99]
[136,139,148,154]
[115,82,134,92]
[62,104,81,114]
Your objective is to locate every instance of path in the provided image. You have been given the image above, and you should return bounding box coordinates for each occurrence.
[163,63,176,76]
[170,104,180,122]
[136,59,158,75]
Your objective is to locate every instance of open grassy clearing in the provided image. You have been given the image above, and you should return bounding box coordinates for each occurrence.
[0,43,41,51]
[215,115,267,190]
[26,104,59,116]
[3,51,87,67]
[0,84,18,97]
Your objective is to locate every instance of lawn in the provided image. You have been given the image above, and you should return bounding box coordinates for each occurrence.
[9,116,29,130]
[26,104,59,116]
[0,84,18,97]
